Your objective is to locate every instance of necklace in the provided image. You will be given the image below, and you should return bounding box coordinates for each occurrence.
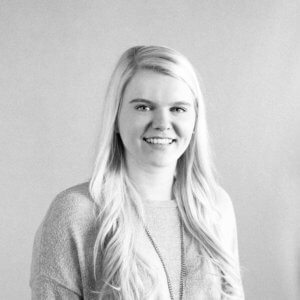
[144,217,186,300]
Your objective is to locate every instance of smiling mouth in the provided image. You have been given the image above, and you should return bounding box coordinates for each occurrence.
[143,137,176,145]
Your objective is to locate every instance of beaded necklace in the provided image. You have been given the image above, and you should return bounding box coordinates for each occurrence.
[144,217,186,300]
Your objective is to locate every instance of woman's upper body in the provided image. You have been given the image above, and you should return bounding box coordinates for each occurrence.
[30,45,244,299]
[30,181,240,300]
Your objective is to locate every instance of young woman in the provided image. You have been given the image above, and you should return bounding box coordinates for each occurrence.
[30,45,244,299]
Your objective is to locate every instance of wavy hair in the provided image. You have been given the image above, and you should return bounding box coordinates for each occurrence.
[89,45,243,299]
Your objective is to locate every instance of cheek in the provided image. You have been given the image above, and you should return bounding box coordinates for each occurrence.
[178,115,196,137]
[118,117,145,146]
[118,109,133,138]
[180,120,196,153]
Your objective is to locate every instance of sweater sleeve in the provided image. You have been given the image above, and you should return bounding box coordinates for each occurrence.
[30,183,97,299]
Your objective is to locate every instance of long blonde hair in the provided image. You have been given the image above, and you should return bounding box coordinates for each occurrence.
[89,45,243,299]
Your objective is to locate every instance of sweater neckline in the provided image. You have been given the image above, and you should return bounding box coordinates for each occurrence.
[143,199,178,208]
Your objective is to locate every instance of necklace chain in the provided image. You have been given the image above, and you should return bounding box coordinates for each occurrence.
[144,216,186,300]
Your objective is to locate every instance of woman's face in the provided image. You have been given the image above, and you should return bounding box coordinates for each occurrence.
[117,69,196,169]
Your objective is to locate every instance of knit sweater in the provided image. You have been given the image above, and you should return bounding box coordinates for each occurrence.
[30,182,240,299]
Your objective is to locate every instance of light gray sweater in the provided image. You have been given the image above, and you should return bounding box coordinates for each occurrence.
[30,182,233,299]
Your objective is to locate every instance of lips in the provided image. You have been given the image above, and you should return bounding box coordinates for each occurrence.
[143,137,176,145]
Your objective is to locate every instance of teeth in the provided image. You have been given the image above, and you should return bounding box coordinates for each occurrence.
[144,138,174,145]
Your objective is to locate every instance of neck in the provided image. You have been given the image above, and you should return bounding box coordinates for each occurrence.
[125,157,176,202]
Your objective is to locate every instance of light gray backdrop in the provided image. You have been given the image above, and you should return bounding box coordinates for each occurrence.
[1,0,299,299]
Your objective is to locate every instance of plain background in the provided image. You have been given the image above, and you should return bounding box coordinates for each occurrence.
[1,0,299,299]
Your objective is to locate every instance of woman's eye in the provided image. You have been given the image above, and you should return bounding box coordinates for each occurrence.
[171,107,186,113]
[135,105,151,111]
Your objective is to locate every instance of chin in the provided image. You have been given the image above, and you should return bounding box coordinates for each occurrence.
[146,157,178,168]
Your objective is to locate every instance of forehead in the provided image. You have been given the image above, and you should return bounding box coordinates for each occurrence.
[123,69,195,103]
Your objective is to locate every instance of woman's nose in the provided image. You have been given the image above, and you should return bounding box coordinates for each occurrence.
[152,110,171,131]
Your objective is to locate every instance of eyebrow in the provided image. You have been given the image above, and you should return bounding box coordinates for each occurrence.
[129,98,192,106]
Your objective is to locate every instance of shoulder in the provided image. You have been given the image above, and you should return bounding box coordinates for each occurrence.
[31,182,97,293]
[213,186,239,256]
[212,186,244,295]
[38,181,97,247]
[213,185,236,222]
[50,181,94,217]
[42,182,96,231]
